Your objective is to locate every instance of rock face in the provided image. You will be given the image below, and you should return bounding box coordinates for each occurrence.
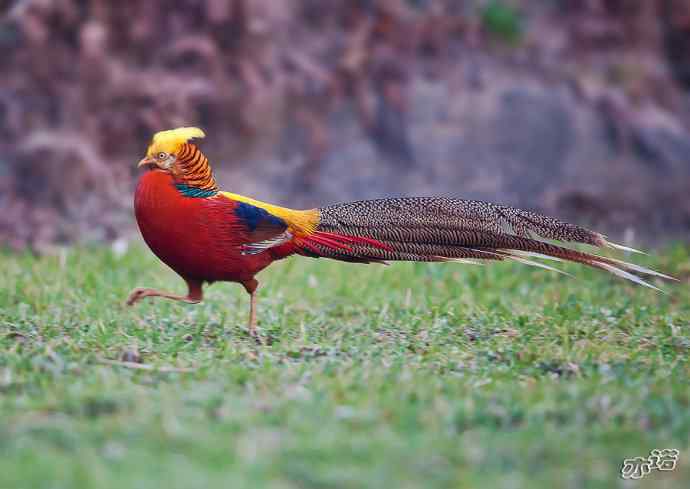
[5,59,689,250]
[3,1,690,249]
[219,60,690,243]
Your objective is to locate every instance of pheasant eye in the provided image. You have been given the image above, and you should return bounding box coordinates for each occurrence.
[157,152,168,160]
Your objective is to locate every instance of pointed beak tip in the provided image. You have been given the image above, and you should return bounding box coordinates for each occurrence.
[137,157,154,168]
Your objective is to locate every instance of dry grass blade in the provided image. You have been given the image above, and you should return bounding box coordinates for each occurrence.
[97,358,197,373]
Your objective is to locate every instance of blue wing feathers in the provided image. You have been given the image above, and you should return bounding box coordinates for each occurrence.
[234,202,287,232]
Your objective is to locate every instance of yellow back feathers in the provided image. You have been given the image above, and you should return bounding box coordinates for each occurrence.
[146,127,206,157]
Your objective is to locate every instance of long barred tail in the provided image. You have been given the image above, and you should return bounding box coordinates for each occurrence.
[306,197,674,289]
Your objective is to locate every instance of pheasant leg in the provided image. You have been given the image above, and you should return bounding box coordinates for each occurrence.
[242,279,260,341]
[126,279,203,306]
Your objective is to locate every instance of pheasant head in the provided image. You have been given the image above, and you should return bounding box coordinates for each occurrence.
[139,127,205,170]
[138,127,218,196]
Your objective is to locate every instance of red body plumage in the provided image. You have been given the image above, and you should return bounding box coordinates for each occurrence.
[134,170,279,285]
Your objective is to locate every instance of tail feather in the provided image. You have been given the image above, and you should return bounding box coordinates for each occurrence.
[589,262,663,292]
[494,251,574,277]
[312,197,672,288]
[318,197,608,246]
[604,240,645,254]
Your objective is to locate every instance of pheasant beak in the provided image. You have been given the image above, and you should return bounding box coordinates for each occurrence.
[137,157,156,168]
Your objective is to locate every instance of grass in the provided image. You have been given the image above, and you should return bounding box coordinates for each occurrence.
[1,243,689,489]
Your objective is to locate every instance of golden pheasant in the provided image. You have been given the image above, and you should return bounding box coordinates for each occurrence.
[127,127,672,337]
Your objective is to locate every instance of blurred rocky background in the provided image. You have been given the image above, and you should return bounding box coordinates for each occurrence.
[1,0,689,251]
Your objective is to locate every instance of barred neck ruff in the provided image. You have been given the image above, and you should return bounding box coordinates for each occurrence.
[172,143,218,197]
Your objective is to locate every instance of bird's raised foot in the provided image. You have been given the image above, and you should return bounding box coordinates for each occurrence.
[126,287,202,306]
[126,287,150,306]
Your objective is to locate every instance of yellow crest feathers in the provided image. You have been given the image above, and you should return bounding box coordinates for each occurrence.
[146,127,206,156]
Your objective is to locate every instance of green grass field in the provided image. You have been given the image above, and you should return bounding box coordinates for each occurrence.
[1,244,689,489]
